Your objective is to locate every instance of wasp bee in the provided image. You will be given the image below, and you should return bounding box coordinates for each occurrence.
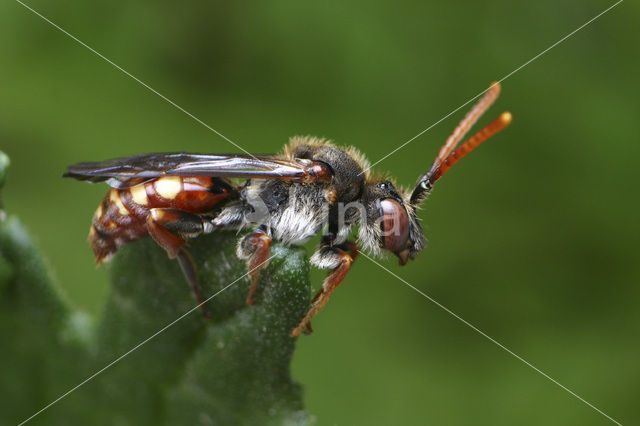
[64,82,511,337]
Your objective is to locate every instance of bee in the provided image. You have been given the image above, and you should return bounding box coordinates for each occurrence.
[64,82,511,337]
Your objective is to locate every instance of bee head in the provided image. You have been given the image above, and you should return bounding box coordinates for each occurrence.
[361,180,426,265]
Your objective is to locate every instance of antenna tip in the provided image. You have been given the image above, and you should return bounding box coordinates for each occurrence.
[500,111,513,125]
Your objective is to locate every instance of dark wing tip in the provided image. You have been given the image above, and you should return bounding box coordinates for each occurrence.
[62,172,108,183]
[63,163,111,183]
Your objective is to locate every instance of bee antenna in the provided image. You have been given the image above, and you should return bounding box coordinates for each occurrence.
[410,82,511,205]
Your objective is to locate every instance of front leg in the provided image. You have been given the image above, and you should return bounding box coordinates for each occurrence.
[291,240,359,337]
[237,228,272,305]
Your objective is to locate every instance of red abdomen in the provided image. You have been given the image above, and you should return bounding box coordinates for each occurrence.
[89,176,234,263]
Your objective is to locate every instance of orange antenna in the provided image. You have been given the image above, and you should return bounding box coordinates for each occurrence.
[428,111,512,185]
[428,82,502,177]
[410,82,510,205]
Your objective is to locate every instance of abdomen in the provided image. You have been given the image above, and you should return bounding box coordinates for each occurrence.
[89,176,235,263]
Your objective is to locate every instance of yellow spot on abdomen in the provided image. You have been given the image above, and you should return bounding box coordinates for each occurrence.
[93,204,104,219]
[110,190,130,215]
[155,176,182,200]
[129,184,149,206]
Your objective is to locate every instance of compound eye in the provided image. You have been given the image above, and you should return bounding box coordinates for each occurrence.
[379,199,410,253]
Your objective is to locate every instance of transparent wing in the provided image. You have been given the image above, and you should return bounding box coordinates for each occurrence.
[64,152,322,188]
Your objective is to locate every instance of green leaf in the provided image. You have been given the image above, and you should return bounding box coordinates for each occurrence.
[0,216,91,425]
[0,151,313,425]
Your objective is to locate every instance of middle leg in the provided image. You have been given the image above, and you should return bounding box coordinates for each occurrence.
[237,228,273,305]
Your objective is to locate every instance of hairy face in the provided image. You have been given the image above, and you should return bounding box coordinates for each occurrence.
[358,180,426,264]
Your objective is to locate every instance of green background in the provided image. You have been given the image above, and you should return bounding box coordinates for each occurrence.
[1,0,638,424]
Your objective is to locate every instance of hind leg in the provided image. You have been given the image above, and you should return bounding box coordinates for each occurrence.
[147,208,214,317]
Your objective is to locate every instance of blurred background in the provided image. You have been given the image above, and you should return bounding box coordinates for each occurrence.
[1,0,638,424]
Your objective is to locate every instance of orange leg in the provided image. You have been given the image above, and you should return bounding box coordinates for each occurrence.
[291,242,359,337]
[147,208,211,318]
[240,230,272,305]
